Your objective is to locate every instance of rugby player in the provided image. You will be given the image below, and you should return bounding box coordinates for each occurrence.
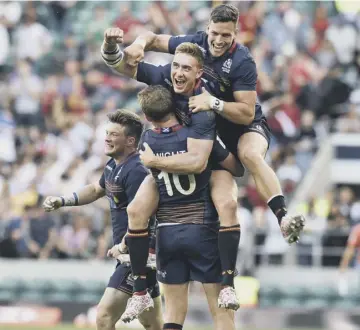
[42,109,163,330]
[102,36,242,311]
[125,85,235,329]
[124,4,305,243]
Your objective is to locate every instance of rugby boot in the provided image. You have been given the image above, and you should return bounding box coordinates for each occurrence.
[120,291,154,323]
[280,214,305,244]
[218,286,240,311]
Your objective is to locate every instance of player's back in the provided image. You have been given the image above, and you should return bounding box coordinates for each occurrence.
[141,125,218,226]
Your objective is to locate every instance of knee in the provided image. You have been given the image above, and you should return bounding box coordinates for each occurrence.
[214,195,238,224]
[96,306,113,329]
[239,148,264,171]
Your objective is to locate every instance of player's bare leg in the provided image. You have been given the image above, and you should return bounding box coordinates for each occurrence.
[97,288,129,330]
[122,175,159,323]
[210,170,240,310]
[161,283,189,330]
[238,132,305,243]
[203,283,235,330]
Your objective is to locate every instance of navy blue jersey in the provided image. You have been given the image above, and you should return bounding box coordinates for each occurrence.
[140,118,218,225]
[168,32,265,140]
[99,153,151,245]
[137,62,230,162]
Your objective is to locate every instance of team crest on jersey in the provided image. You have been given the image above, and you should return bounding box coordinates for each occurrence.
[222,59,232,73]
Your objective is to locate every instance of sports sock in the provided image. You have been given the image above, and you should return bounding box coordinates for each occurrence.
[218,224,240,287]
[267,195,287,225]
[127,228,149,293]
[163,323,183,330]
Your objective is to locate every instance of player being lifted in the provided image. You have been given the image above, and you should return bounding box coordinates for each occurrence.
[42,110,163,330]
[124,3,305,241]
[126,85,235,330]
[101,37,243,311]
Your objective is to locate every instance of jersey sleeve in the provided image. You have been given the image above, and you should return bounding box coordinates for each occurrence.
[231,58,258,92]
[187,111,216,140]
[210,136,230,163]
[99,173,105,189]
[168,32,205,54]
[123,165,149,202]
[136,62,171,86]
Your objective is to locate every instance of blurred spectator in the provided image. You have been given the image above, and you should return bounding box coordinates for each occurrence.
[56,213,90,259]
[14,6,53,62]
[8,59,43,127]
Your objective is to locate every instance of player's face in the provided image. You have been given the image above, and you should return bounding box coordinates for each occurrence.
[207,21,237,57]
[104,122,127,157]
[171,53,203,96]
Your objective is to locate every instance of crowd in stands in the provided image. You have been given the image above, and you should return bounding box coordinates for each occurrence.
[0,1,360,267]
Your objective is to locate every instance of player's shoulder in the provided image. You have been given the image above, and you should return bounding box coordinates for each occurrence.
[226,43,255,70]
[191,110,216,123]
[123,153,149,176]
[233,42,253,61]
[140,128,154,142]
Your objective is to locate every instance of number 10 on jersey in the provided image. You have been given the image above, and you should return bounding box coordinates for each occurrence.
[158,171,196,196]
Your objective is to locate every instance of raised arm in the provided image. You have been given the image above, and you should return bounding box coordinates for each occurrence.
[101,28,138,79]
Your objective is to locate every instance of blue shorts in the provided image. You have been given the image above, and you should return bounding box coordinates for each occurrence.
[219,118,271,157]
[107,262,160,298]
[156,223,221,284]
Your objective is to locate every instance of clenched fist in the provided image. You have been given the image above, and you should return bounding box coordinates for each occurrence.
[104,27,124,45]
[43,196,63,212]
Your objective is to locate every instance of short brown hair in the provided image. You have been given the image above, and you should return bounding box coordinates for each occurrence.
[210,4,239,24]
[175,42,204,68]
[107,109,143,145]
[137,85,173,122]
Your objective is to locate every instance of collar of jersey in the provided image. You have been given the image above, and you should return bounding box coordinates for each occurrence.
[113,151,138,167]
[152,124,183,134]
[193,79,202,95]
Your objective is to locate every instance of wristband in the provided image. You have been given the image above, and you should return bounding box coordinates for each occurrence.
[60,192,79,206]
[210,96,224,113]
[100,45,124,67]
